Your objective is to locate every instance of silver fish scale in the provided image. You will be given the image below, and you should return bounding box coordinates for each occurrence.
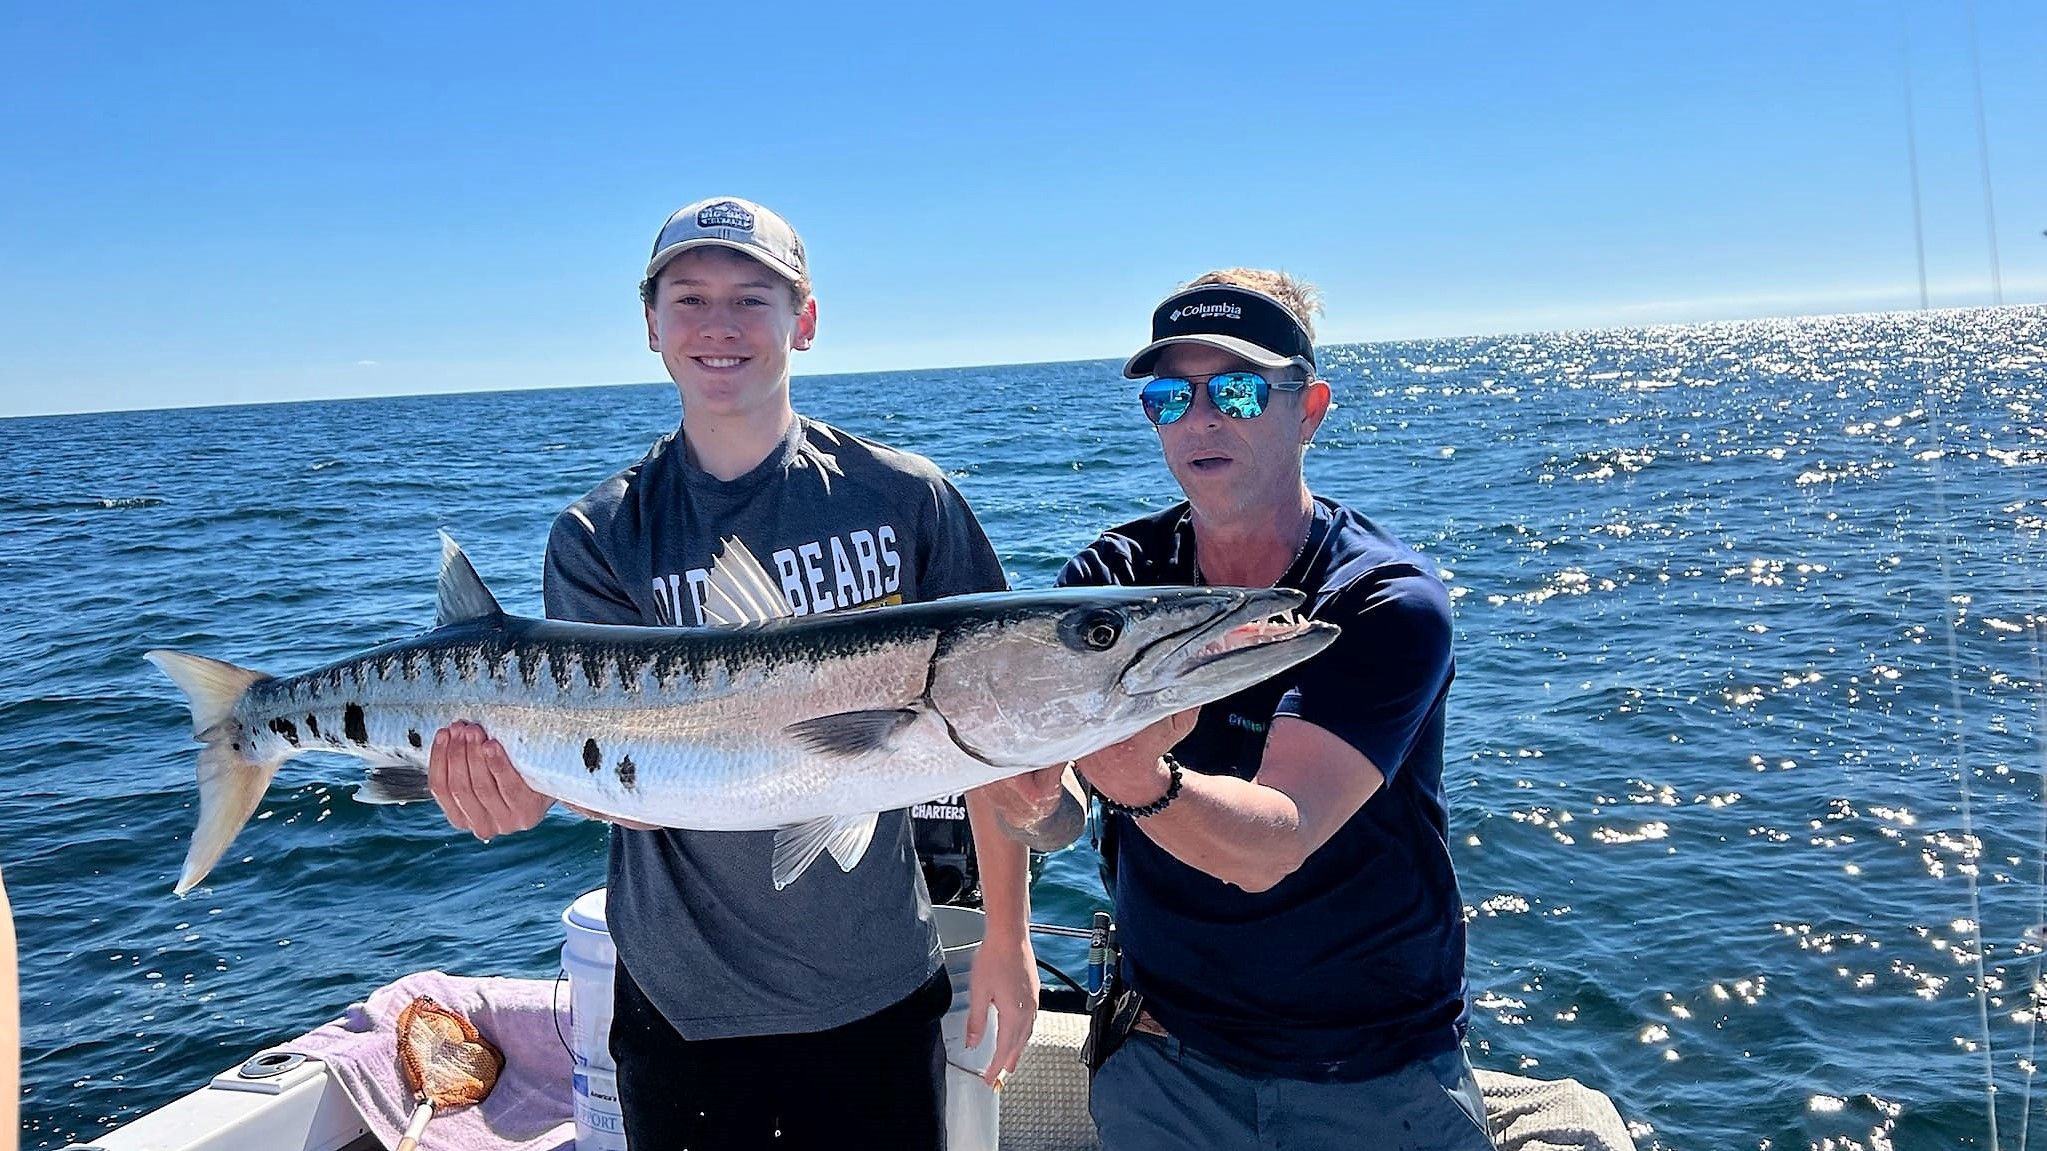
[227,618,968,829]
[150,537,1343,898]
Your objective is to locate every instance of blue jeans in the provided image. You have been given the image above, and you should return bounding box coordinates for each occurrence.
[1090,1033,1495,1151]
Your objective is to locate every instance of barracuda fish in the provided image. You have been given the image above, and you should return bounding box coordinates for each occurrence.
[147,534,1337,894]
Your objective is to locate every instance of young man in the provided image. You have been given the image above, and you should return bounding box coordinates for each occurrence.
[988,272,1492,1150]
[428,197,1038,1148]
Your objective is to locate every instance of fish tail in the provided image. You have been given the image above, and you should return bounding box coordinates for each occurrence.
[144,650,285,894]
[145,650,265,734]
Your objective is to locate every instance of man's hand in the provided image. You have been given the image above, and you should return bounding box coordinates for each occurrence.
[427,721,553,841]
[1075,709,1198,808]
[964,930,1039,1088]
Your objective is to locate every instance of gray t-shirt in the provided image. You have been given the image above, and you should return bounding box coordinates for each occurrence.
[543,415,1006,1038]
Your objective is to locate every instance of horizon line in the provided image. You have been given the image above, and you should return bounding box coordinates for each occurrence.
[4,298,2041,423]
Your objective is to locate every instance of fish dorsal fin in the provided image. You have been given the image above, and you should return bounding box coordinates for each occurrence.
[435,531,505,627]
[699,536,794,626]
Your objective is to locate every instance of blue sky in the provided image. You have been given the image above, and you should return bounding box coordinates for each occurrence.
[1,2,2041,417]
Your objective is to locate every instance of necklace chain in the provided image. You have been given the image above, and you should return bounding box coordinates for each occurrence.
[1191,512,1315,588]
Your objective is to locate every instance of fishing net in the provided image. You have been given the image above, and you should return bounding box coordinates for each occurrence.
[394,995,503,1149]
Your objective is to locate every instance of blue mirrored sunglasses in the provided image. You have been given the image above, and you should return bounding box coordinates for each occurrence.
[1139,371,1307,426]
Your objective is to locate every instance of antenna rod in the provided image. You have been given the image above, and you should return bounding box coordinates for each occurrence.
[1904,65,1930,311]
[1966,0,2004,305]
[1906,41,2001,1151]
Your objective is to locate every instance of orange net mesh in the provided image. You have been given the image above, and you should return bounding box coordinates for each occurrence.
[396,995,504,1108]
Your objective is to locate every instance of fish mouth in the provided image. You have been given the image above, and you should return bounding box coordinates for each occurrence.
[1124,587,1333,694]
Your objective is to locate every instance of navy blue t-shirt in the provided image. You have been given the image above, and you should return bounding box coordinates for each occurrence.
[1059,496,1470,1081]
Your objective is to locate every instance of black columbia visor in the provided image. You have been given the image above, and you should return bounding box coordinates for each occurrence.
[1122,284,1316,379]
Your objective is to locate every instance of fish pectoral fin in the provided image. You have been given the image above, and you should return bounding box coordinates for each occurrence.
[356,752,433,805]
[783,708,921,758]
[824,812,879,872]
[771,813,882,889]
[434,531,506,627]
[699,537,795,627]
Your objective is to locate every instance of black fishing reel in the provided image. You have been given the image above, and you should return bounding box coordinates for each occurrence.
[912,792,977,906]
[910,792,1045,908]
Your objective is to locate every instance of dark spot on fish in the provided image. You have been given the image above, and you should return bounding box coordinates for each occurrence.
[550,653,577,694]
[269,717,300,746]
[583,739,601,773]
[518,646,545,689]
[581,648,607,691]
[408,729,423,749]
[454,647,479,681]
[343,703,368,746]
[617,754,637,791]
[326,668,343,691]
[305,714,320,737]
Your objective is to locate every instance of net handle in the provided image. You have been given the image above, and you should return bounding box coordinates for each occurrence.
[0,864,17,1150]
[395,1100,433,1151]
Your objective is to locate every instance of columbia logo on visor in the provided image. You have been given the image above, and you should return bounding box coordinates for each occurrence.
[1169,302,1243,323]
[696,201,755,232]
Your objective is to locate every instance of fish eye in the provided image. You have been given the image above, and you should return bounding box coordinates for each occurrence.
[1061,608,1126,652]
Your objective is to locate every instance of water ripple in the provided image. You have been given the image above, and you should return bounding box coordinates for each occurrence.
[5,307,2047,1149]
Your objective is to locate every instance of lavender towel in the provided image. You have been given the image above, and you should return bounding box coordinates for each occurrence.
[273,970,575,1151]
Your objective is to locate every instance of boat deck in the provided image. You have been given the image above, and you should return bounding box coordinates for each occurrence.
[65,1008,1636,1151]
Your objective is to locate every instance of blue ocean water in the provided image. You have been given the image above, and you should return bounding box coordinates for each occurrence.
[4,306,2045,1150]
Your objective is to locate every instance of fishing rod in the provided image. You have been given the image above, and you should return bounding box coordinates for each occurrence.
[1962,3,2047,1143]
[1904,10,2018,1145]
[1027,920,1097,999]
[1902,58,2000,1151]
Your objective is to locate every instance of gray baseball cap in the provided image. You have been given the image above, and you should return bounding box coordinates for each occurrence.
[644,196,807,287]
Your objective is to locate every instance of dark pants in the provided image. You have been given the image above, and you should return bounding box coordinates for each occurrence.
[1091,1033,1495,1151]
[610,959,952,1150]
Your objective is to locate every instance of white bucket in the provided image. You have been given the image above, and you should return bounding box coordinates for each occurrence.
[557,892,997,1150]
[561,889,625,1151]
[561,888,617,1071]
[933,905,1001,1151]
[570,1064,628,1151]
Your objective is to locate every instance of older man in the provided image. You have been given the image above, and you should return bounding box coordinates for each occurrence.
[991,271,1491,1150]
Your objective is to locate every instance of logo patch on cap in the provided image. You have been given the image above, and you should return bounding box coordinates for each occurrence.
[696,201,755,232]
[1170,302,1243,323]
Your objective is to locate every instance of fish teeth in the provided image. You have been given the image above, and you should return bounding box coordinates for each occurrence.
[1193,612,1311,661]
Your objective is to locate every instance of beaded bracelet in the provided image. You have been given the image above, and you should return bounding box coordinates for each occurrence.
[1094,755,1185,819]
